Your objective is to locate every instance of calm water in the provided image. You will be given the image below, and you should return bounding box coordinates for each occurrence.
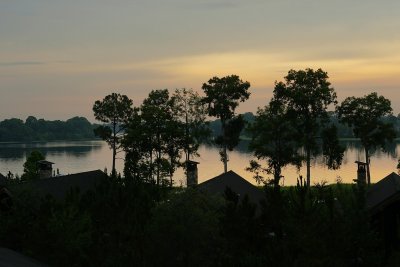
[0,140,399,186]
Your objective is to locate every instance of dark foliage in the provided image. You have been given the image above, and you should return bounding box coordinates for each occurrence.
[0,116,97,142]
[202,75,251,172]
[0,176,389,267]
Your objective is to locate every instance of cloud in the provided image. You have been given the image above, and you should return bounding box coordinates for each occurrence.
[181,0,241,10]
[198,1,237,9]
[0,61,45,67]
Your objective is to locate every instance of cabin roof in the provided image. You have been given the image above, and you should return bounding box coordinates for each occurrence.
[0,173,6,187]
[198,170,265,205]
[20,170,107,199]
[366,172,400,213]
[37,160,54,165]
[0,247,47,267]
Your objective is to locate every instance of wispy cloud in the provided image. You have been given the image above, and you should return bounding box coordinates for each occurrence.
[198,2,237,9]
[180,0,241,10]
[0,61,45,67]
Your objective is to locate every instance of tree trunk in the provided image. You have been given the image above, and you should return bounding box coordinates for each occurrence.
[274,167,281,192]
[365,148,371,186]
[306,147,311,188]
[112,121,116,178]
[149,147,153,182]
[222,120,228,173]
[156,133,160,186]
[157,151,160,186]
[170,157,174,188]
[223,144,228,173]
[185,111,190,180]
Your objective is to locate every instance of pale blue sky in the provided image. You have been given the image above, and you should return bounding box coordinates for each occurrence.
[1,0,400,120]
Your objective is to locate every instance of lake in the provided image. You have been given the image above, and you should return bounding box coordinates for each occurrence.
[0,140,399,186]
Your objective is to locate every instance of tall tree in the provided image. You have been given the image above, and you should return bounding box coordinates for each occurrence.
[93,93,133,177]
[171,88,209,163]
[123,108,153,182]
[274,68,340,187]
[337,92,396,185]
[140,89,175,185]
[202,75,250,173]
[247,97,300,189]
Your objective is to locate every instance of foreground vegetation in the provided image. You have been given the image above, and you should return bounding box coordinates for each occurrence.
[1,176,394,267]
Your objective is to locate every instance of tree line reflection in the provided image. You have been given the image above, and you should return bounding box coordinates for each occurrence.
[0,141,103,161]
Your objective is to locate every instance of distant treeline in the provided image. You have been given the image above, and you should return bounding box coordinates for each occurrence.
[1,112,399,143]
[0,116,98,142]
[209,112,400,139]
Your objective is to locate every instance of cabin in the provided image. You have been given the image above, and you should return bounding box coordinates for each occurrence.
[366,172,400,253]
[198,170,265,207]
[18,170,107,200]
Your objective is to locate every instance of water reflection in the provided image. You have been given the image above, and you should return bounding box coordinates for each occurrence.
[201,139,400,185]
[343,139,399,159]
[0,141,105,176]
[0,140,399,185]
[220,139,399,163]
[0,141,102,160]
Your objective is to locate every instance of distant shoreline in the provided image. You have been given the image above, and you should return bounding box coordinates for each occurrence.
[0,138,101,144]
[240,136,400,142]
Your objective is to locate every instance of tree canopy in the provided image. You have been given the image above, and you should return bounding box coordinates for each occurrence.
[337,92,396,185]
[123,89,185,185]
[247,97,301,188]
[202,75,251,173]
[93,93,134,177]
[0,117,96,142]
[274,68,341,187]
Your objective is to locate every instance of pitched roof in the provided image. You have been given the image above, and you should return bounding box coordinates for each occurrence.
[366,172,400,213]
[23,170,107,200]
[0,173,6,187]
[0,247,47,267]
[198,170,265,205]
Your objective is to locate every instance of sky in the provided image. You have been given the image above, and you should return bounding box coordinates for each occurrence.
[1,0,400,121]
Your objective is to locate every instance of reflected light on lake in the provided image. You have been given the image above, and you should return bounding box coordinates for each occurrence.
[0,140,399,186]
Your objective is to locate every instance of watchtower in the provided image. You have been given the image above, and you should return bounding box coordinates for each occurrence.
[354,161,368,186]
[37,160,54,179]
[186,160,199,187]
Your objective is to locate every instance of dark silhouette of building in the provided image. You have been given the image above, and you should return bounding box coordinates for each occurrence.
[354,161,368,186]
[0,173,6,187]
[19,170,107,200]
[367,172,400,254]
[0,247,47,267]
[366,172,400,213]
[198,170,265,206]
[186,160,199,188]
[37,160,54,179]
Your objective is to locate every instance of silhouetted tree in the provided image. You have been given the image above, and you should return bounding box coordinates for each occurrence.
[93,93,133,177]
[141,89,176,185]
[171,88,210,177]
[202,75,250,173]
[337,92,396,185]
[274,68,340,187]
[247,96,300,189]
[124,89,186,185]
[123,109,153,182]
